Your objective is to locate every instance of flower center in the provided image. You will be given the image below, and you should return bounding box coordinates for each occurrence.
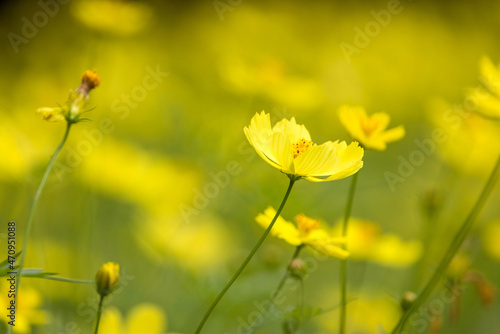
[292,138,313,158]
[296,214,320,235]
[360,117,379,136]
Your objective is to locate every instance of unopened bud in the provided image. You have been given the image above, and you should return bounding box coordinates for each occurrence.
[77,70,101,96]
[288,258,307,279]
[95,262,120,297]
[400,291,417,311]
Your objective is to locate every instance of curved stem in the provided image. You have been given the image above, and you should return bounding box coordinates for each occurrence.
[194,178,296,334]
[8,122,71,334]
[339,171,359,334]
[391,153,500,334]
[93,295,104,334]
[272,245,304,300]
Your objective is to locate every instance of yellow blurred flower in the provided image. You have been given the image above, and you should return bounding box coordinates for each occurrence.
[99,303,180,334]
[317,293,399,334]
[256,206,348,258]
[467,56,500,119]
[333,218,422,267]
[370,234,422,267]
[427,98,500,177]
[218,57,324,110]
[72,0,153,36]
[95,262,120,297]
[482,219,500,261]
[78,138,201,214]
[244,111,364,182]
[447,253,472,278]
[0,284,50,333]
[338,105,405,150]
[138,213,236,273]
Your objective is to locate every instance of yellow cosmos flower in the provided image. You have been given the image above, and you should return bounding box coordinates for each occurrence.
[467,56,500,119]
[99,303,181,334]
[256,206,348,259]
[244,111,364,182]
[338,105,405,150]
[333,218,422,267]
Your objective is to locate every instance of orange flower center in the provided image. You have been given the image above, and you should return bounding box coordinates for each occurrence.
[296,214,320,235]
[292,138,313,158]
[360,117,379,136]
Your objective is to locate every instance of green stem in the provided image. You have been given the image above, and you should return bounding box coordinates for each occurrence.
[391,153,500,334]
[243,245,304,334]
[93,295,104,334]
[194,178,296,334]
[272,245,304,300]
[339,171,359,334]
[8,123,71,334]
[24,275,94,285]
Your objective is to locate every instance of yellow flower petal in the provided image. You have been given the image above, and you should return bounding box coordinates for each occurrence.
[378,125,405,144]
[370,112,391,133]
[272,117,312,143]
[244,112,281,170]
[293,142,338,176]
[304,142,364,182]
[268,132,294,174]
[256,206,302,245]
[309,239,349,259]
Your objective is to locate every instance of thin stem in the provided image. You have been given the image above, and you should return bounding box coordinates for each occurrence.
[391,153,500,334]
[272,245,304,300]
[93,295,104,334]
[8,123,72,334]
[194,178,296,334]
[243,245,305,334]
[339,171,359,334]
[25,275,94,285]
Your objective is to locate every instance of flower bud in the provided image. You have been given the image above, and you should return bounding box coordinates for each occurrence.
[77,70,101,97]
[400,291,417,312]
[288,258,307,279]
[95,262,120,297]
[69,70,101,121]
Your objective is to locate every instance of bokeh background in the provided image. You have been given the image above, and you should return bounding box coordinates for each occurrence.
[1,0,500,333]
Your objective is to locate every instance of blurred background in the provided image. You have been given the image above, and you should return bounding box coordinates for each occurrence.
[1,0,500,333]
